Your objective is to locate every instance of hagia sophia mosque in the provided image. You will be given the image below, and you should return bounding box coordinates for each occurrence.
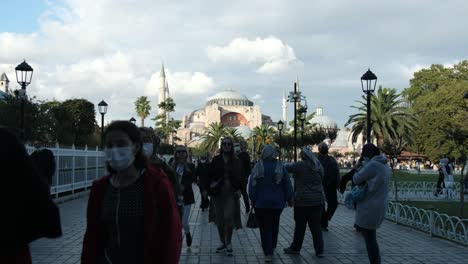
[154,65,362,155]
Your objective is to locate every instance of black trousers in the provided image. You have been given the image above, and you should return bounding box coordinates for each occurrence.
[356,225,381,264]
[198,185,209,209]
[255,208,283,256]
[290,205,323,254]
[321,186,338,228]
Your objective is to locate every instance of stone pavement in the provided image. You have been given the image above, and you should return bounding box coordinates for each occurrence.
[30,189,468,264]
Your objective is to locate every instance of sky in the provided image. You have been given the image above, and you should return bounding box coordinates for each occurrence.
[1,0,467,127]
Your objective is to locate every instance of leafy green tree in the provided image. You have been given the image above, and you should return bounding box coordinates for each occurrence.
[346,86,416,147]
[253,124,276,149]
[134,96,151,127]
[224,127,242,141]
[61,99,96,147]
[153,97,180,143]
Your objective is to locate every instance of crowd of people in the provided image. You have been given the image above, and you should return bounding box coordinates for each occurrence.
[3,120,392,264]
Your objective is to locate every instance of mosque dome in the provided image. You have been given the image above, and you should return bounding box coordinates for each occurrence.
[206,89,254,107]
[235,125,252,138]
[311,107,337,128]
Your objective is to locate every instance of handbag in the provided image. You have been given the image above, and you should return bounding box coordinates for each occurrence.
[246,208,258,228]
[344,182,368,209]
[208,178,223,196]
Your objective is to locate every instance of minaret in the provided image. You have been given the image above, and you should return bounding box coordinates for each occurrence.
[158,64,166,119]
[282,89,287,128]
[165,79,170,124]
[0,73,9,93]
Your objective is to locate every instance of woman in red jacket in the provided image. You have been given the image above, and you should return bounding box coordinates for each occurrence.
[81,121,181,264]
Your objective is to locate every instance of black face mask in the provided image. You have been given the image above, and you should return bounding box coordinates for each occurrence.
[319,150,328,155]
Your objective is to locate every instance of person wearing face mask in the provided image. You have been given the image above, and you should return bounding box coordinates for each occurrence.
[317,142,340,231]
[208,137,243,256]
[283,147,325,258]
[139,127,183,219]
[81,121,182,264]
[352,143,390,264]
[170,145,196,248]
[196,154,211,211]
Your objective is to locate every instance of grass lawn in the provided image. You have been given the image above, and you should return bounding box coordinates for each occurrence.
[398,200,468,218]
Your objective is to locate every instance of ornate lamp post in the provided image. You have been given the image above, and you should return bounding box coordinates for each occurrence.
[288,82,307,161]
[129,117,136,124]
[361,69,377,143]
[298,106,307,146]
[277,120,284,159]
[15,60,33,141]
[98,100,108,149]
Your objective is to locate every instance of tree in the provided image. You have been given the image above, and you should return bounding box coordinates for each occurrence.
[153,97,179,143]
[134,96,152,127]
[61,99,96,147]
[253,125,276,150]
[346,86,416,147]
[224,127,242,142]
[200,122,226,155]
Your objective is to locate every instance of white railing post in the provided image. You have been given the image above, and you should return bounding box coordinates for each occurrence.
[395,205,400,225]
[55,142,60,198]
[72,144,76,194]
[84,145,88,190]
[429,209,434,237]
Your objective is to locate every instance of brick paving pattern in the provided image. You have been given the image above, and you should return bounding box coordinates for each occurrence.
[30,188,468,263]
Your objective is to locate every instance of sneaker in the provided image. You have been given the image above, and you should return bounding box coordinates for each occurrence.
[225,244,233,256]
[315,252,324,258]
[185,232,192,247]
[265,255,272,262]
[216,244,226,253]
[283,247,300,254]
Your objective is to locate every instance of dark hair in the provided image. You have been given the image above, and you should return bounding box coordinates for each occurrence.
[104,121,147,173]
[362,143,380,159]
[220,137,237,159]
[173,144,189,163]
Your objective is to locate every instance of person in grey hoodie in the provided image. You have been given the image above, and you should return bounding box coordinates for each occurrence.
[353,143,390,264]
[283,147,325,257]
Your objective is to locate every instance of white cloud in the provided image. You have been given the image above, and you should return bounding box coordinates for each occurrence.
[252,94,262,100]
[146,69,215,97]
[206,36,300,74]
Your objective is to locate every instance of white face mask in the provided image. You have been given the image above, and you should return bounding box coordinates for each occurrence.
[142,143,154,158]
[105,146,135,171]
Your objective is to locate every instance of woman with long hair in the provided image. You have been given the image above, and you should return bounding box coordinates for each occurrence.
[170,145,196,247]
[208,137,243,256]
[81,121,181,264]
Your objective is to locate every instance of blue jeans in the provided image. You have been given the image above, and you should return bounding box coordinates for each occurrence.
[182,204,192,234]
[255,208,283,256]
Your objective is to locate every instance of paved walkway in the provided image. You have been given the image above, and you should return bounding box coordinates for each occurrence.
[31,189,468,264]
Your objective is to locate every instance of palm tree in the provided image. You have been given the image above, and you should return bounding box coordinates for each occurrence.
[225,127,242,141]
[134,96,152,127]
[345,86,416,147]
[200,122,226,154]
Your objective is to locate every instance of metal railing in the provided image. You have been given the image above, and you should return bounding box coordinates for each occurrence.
[386,202,468,246]
[391,181,461,201]
[26,144,106,197]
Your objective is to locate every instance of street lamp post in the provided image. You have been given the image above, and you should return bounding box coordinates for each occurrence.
[361,69,377,144]
[98,100,108,149]
[129,117,136,124]
[277,120,284,159]
[15,60,34,141]
[288,82,307,161]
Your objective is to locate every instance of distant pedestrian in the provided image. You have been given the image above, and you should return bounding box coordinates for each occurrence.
[196,154,211,211]
[139,127,183,218]
[283,146,325,258]
[353,143,390,264]
[171,145,196,247]
[208,137,243,256]
[234,142,252,213]
[0,128,62,264]
[82,121,181,264]
[30,147,56,194]
[317,142,340,231]
[248,145,293,263]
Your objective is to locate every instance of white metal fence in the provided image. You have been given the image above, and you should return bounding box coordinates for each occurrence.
[26,144,106,197]
[386,202,468,246]
[391,181,461,201]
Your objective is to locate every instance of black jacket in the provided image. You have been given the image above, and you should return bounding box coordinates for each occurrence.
[209,154,243,191]
[172,163,196,205]
[237,151,251,183]
[196,162,211,190]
